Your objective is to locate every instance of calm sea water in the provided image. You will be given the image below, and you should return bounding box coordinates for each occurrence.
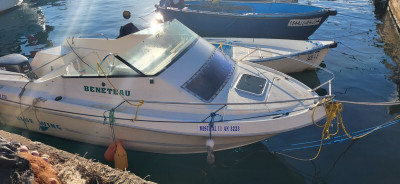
[1,0,400,183]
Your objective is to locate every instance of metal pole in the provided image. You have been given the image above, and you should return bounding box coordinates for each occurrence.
[329,80,332,96]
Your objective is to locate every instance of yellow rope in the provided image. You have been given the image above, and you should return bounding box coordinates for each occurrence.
[97,62,144,121]
[277,98,399,161]
[217,42,224,53]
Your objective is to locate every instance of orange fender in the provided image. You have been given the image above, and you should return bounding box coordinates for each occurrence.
[104,141,117,162]
[114,140,128,170]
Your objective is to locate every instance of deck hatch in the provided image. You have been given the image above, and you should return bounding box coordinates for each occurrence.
[235,74,267,96]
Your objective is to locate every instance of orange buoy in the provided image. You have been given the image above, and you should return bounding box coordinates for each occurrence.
[104,141,117,162]
[114,140,128,170]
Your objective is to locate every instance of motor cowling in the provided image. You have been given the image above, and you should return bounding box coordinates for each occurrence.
[0,54,32,74]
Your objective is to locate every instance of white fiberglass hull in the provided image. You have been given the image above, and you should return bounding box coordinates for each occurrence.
[0,0,22,12]
[207,38,337,73]
[0,20,328,154]
[0,95,325,154]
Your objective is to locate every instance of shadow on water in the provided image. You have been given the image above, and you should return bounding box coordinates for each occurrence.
[273,139,359,184]
[375,0,400,114]
[373,0,388,19]
[289,69,328,96]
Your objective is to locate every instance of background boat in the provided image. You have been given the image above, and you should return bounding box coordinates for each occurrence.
[227,0,298,3]
[0,0,22,12]
[207,38,337,73]
[156,1,337,39]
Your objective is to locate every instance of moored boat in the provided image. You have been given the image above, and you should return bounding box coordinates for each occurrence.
[206,38,337,73]
[0,0,22,13]
[0,20,328,154]
[156,1,337,39]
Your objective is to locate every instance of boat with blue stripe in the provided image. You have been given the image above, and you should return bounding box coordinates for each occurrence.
[156,0,337,39]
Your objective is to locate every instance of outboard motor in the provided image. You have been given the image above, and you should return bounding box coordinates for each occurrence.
[0,54,36,79]
[0,54,31,74]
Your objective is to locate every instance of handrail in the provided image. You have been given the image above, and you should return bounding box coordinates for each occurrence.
[100,53,114,66]
[122,95,334,106]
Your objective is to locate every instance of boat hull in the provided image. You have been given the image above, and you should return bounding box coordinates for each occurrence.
[157,3,336,39]
[0,97,325,154]
[207,38,336,73]
[255,46,330,73]
[0,0,22,12]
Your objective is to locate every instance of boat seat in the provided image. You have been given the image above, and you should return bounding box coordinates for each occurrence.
[117,23,140,39]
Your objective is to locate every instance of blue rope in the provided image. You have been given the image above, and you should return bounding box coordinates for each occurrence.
[103,108,116,142]
[109,108,115,126]
[102,108,115,125]
[209,112,223,139]
[273,118,400,152]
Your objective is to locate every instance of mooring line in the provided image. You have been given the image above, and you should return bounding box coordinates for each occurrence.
[337,13,382,21]
[274,118,400,152]
[272,98,400,161]
[337,41,383,55]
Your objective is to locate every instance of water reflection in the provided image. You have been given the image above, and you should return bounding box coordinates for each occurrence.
[289,69,327,96]
[376,1,400,114]
[131,143,307,184]
[373,0,388,19]
[29,0,66,7]
[0,1,57,58]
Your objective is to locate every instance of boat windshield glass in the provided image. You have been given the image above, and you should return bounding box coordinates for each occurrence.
[182,49,235,102]
[114,20,198,76]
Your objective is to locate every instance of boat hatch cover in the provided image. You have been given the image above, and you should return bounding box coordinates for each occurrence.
[235,74,267,96]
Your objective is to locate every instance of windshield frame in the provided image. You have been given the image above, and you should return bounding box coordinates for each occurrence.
[61,40,197,78]
[117,20,200,76]
[62,20,199,78]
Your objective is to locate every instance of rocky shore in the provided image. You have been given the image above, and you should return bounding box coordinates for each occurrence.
[0,130,154,184]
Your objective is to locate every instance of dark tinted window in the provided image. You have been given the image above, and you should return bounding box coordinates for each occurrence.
[182,49,235,102]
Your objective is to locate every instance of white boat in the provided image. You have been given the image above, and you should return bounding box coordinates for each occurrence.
[0,20,328,154]
[206,38,337,73]
[222,0,298,3]
[0,0,22,12]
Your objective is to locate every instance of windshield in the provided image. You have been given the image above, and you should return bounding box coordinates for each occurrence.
[116,20,198,76]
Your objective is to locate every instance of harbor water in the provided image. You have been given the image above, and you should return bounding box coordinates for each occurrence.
[1,0,400,183]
